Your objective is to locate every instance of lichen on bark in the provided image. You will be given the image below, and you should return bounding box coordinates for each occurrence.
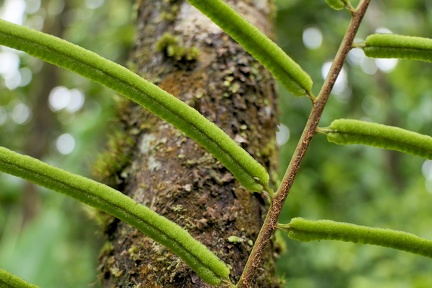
[98,0,280,287]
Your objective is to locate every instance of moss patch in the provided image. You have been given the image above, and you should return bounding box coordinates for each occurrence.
[155,32,200,62]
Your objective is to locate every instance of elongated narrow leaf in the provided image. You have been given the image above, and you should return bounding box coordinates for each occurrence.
[0,147,230,285]
[0,269,39,288]
[186,0,313,96]
[281,218,432,258]
[0,19,269,192]
[324,119,432,159]
[364,34,432,63]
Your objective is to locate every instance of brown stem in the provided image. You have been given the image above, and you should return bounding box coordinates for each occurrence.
[236,1,371,287]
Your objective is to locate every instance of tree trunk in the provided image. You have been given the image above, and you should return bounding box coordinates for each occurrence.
[98,0,280,286]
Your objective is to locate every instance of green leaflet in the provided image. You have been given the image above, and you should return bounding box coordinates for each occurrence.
[0,19,269,193]
[281,218,432,258]
[186,0,313,96]
[0,269,39,288]
[0,147,230,285]
[325,0,347,10]
[364,34,432,62]
[325,119,432,159]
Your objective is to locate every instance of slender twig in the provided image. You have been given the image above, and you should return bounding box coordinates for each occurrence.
[237,1,371,286]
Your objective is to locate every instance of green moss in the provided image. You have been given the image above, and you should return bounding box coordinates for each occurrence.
[172,204,186,212]
[185,46,200,60]
[100,241,114,256]
[227,235,244,244]
[160,4,179,21]
[128,245,141,261]
[155,32,200,62]
[155,32,178,52]
[92,128,134,188]
[261,138,276,158]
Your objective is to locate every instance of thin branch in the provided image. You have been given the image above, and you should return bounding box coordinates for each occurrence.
[237,1,371,286]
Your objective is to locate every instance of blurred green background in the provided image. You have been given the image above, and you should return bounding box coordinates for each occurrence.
[0,0,133,286]
[0,0,431,287]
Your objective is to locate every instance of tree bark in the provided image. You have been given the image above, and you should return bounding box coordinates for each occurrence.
[98,0,280,287]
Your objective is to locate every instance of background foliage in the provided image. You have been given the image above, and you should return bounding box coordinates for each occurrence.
[0,0,133,286]
[276,0,432,287]
[0,0,431,287]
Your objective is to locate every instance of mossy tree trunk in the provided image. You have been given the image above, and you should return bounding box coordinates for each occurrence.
[98,0,280,286]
